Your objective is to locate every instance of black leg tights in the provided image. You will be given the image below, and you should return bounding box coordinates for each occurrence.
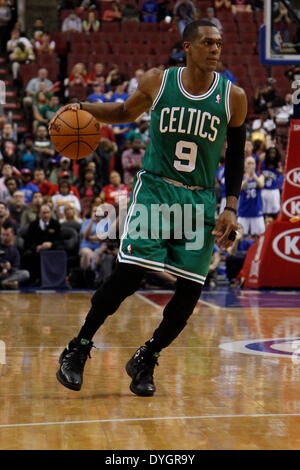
[78,262,146,341]
[146,277,202,352]
[78,263,202,353]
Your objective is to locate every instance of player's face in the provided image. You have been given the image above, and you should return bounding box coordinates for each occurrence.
[184,27,222,72]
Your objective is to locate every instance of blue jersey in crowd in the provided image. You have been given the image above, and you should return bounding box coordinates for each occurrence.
[216,164,226,198]
[88,93,107,103]
[110,92,129,103]
[19,182,39,203]
[142,0,159,14]
[238,175,263,218]
[261,162,280,190]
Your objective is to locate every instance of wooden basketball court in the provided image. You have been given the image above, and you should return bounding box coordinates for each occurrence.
[1,287,300,450]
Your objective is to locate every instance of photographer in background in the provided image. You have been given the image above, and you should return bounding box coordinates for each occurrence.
[0,220,30,290]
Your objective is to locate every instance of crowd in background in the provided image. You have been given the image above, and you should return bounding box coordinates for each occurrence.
[0,0,294,290]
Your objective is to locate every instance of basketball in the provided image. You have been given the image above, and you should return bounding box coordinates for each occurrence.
[49,109,101,159]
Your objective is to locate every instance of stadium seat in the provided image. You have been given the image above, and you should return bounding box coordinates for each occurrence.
[101,22,120,32]
[68,84,88,101]
[139,22,159,32]
[120,21,140,33]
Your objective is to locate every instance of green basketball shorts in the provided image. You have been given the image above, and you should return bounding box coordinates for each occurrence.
[118,170,216,284]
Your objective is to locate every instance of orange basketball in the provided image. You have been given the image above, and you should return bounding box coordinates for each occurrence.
[49,109,101,159]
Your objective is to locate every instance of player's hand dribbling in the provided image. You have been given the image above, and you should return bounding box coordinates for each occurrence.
[48,103,80,131]
[212,210,238,250]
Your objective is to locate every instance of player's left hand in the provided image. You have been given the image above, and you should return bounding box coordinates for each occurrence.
[212,210,238,249]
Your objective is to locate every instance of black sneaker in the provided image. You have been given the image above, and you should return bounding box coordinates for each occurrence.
[56,337,93,391]
[126,346,159,397]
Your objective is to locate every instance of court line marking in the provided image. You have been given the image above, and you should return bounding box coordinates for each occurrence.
[136,292,220,310]
[135,293,161,309]
[1,413,300,429]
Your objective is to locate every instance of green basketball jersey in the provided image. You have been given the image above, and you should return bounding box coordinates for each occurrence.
[142,66,232,188]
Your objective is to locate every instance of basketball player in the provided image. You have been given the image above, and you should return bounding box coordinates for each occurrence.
[50,20,247,396]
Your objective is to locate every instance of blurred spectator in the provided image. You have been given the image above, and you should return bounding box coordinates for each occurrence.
[49,171,80,198]
[0,162,17,194]
[273,1,291,44]
[0,201,10,229]
[52,180,81,221]
[0,123,17,166]
[32,91,50,131]
[49,158,75,185]
[87,82,107,103]
[68,62,88,88]
[60,204,82,232]
[0,176,19,204]
[38,95,61,125]
[127,117,150,147]
[226,223,254,286]
[83,10,100,32]
[121,0,140,22]
[19,168,39,204]
[80,0,98,10]
[157,1,173,23]
[216,156,226,214]
[19,135,37,171]
[110,80,129,103]
[92,238,118,287]
[34,31,56,55]
[238,156,265,236]
[128,69,144,94]
[285,65,300,83]
[204,244,220,288]
[7,28,32,54]
[23,68,54,126]
[215,0,231,9]
[87,62,105,87]
[274,93,293,124]
[29,18,45,38]
[121,138,145,185]
[142,0,159,22]
[105,64,126,92]
[216,61,237,84]
[23,203,64,284]
[100,171,130,206]
[20,191,43,227]
[231,0,252,15]
[173,0,196,36]
[203,7,223,31]
[32,168,54,196]
[62,10,83,32]
[79,204,103,270]
[113,122,134,150]
[169,40,186,66]
[9,41,35,85]
[0,0,12,54]
[260,147,282,217]
[32,125,56,169]
[0,220,30,290]
[76,167,102,199]
[253,79,285,114]
[8,189,29,226]
[102,2,122,22]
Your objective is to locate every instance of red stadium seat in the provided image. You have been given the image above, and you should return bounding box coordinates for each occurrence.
[70,43,90,54]
[101,22,120,32]
[139,22,159,32]
[68,85,88,101]
[120,21,140,33]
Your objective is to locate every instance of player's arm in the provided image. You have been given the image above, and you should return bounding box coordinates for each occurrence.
[49,69,164,128]
[212,84,247,248]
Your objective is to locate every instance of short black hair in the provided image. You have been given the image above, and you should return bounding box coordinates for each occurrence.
[182,20,218,43]
[2,219,14,231]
